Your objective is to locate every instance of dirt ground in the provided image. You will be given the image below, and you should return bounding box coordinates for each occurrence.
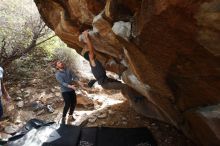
[0,86,195,146]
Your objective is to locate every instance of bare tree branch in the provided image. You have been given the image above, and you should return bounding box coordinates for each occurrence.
[2,34,56,67]
[35,34,56,47]
[0,0,57,71]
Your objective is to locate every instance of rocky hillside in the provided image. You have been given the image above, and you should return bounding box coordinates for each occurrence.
[33,0,220,145]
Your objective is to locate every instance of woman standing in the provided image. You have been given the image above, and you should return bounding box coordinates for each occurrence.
[55,61,80,124]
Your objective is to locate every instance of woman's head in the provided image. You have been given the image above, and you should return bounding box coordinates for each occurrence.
[55,61,65,70]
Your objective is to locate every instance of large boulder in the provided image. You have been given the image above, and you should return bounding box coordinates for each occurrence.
[185,104,220,146]
[34,0,220,145]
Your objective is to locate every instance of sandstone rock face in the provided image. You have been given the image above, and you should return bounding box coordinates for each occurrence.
[34,0,220,145]
[185,104,220,146]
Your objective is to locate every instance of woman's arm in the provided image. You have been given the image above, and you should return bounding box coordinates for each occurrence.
[83,31,96,66]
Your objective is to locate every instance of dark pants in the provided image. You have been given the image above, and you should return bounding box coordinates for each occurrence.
[99,77,126,90]
[61,91,76,118]
[0,99,3,118]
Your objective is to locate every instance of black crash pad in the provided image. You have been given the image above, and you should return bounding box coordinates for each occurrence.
[6,119,157,146]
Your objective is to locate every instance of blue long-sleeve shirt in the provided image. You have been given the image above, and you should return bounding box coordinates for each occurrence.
[55,68,78,93]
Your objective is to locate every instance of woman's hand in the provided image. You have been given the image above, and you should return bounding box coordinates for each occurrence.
[83,30,89,38]
[68,84,76,90]
[83,30,90,43]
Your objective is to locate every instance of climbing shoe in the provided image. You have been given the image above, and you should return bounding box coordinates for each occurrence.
[88,79,97,88]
